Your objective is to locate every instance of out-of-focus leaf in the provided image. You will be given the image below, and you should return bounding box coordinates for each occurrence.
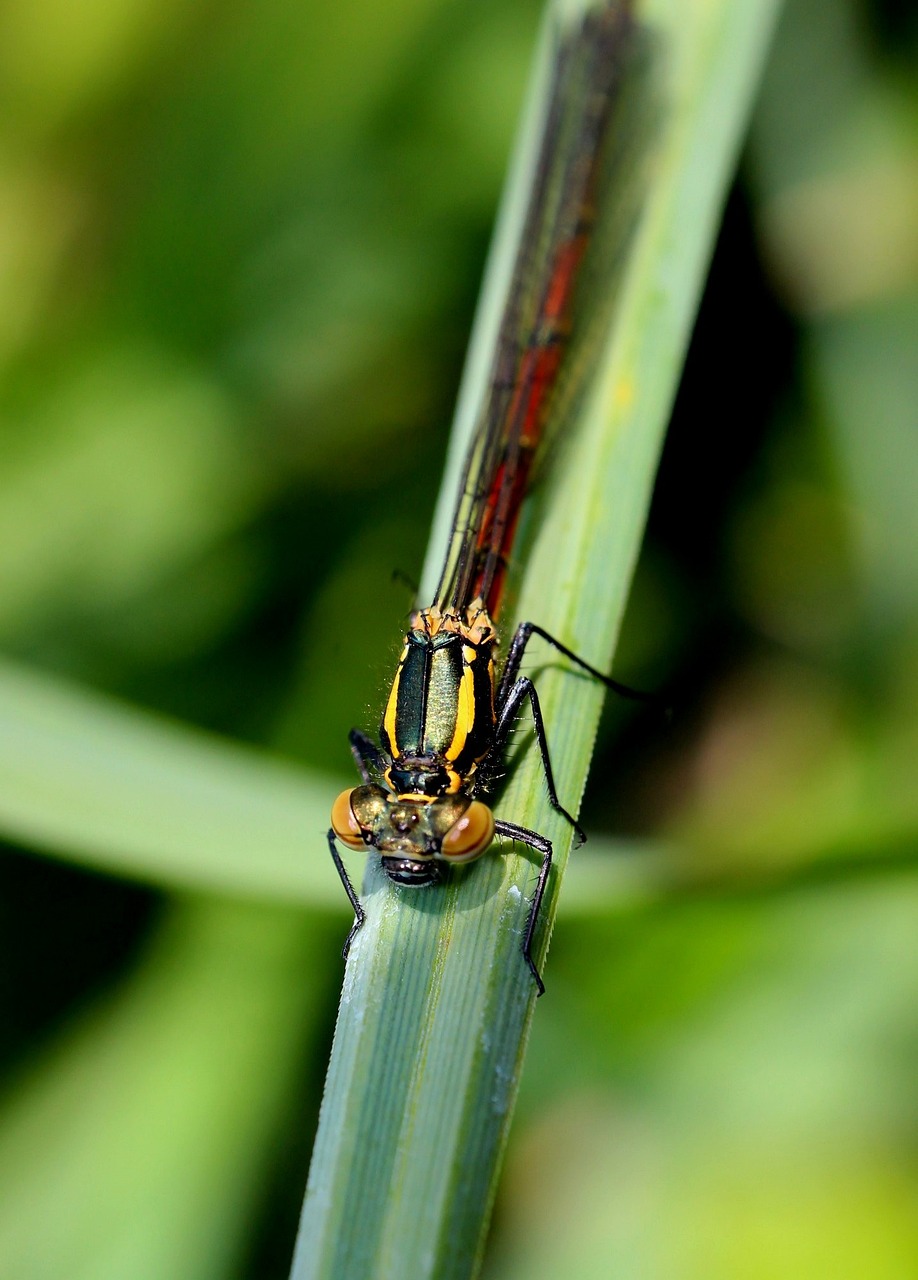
[0,652,672,914]
[0,657,345,907]
[493,880,918,1280]
[812,299,918,628]
[0,897,330,1280]
[0,0,193,137]
[663,660,918,875]
[0,348,266,635]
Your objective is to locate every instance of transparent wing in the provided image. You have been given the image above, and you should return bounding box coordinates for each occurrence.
[433,0,652,621]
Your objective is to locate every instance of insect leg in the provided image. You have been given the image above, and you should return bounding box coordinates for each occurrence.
[494,675,587,846]
[348,728,385,783]
[497,620,657,707]
[494,818,552,997]
[327,829,366,958]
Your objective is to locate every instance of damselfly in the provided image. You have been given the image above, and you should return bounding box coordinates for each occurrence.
[329,1,649,995]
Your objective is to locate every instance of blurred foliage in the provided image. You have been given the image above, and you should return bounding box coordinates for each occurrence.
[0,0,914,1278]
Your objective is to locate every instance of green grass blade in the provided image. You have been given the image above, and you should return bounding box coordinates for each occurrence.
[292,2,782,1278]
[0,649,665,911]
[0,656,344,906]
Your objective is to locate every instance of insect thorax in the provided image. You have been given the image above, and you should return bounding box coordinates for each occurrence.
[380,599,498,789]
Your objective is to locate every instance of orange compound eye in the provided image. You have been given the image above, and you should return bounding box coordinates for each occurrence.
[330,790,365,849]
[440,801,495,864]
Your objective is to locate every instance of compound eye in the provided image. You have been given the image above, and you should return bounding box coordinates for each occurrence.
[440,801,495,863]
[331,790,365,850]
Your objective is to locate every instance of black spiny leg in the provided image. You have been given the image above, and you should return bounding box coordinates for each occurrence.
[327,829,366,959]
[348,728,385,783]
[494,675,587,846]
[495,819,552,997]
[497,620,659,707]
[493,621,662,848]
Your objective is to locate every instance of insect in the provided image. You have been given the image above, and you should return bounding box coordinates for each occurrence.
[329,1,650,995]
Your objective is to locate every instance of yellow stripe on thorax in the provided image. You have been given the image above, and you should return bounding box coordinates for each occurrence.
[383,644,408,756]
[445,645,478,764]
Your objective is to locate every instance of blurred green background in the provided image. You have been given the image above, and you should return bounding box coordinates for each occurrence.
[0,0,915,1277]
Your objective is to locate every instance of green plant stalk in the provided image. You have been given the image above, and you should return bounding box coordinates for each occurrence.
[293,2,781,1277]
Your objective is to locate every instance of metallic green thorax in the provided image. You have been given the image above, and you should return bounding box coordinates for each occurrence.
[381,621,496,799]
